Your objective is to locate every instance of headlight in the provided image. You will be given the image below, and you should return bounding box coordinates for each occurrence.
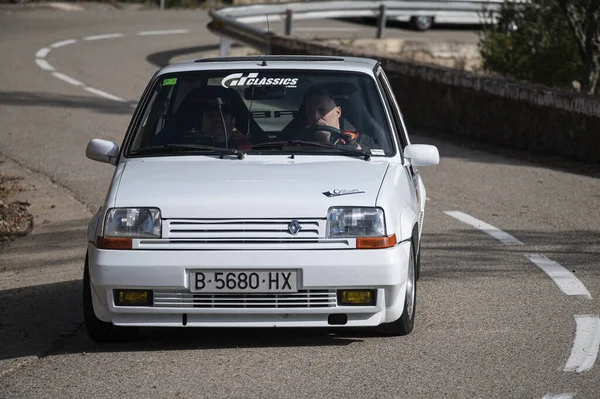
[104,208,161,238]
[327,207,386,237]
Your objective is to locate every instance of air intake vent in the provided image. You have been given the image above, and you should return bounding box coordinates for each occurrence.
[154,290,337,309]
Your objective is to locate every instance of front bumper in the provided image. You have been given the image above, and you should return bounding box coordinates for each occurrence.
[87,241,411,327]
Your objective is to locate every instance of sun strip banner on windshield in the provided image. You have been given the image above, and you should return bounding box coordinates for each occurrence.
[221,73,298,89]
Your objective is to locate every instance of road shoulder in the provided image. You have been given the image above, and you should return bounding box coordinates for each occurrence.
[0,154,92,378]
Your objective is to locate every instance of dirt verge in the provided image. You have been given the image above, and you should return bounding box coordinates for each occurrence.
[0,168,33,248]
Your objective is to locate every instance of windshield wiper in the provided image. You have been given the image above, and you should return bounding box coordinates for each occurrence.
[253,140,371,160]
[130,144,245,159]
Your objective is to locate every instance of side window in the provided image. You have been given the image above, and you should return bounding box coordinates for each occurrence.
[377,69,409,149]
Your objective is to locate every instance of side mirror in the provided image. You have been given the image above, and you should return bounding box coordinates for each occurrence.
[404,144,439,167]
[86,139,119,165]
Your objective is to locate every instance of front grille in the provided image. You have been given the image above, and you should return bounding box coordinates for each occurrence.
[165,219,324,242]
[154,290,337,309]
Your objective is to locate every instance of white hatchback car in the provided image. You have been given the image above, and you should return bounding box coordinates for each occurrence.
[84,55,439,342]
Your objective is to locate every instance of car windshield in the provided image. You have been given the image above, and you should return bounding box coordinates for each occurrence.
[126,69,395,157]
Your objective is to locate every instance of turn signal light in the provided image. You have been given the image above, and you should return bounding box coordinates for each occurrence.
[356,234,396,249]
[114,290,152,307]
[96,237,132,250]
[337,290,376,306]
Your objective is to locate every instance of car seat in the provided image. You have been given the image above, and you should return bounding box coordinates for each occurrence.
[155,86,268,146]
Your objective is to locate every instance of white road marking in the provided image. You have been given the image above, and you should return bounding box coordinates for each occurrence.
[525,254,591,298]
[84,87,126,102]
[35,59,55,71]
[295,27,359,32]
[137,29,189,36]
[564,315,600,373]
[542,394,574,399]
[51,39,77,48]
[444,211,524,245]
[36,47,51,58]
[38,29,199,107]
[83,33,123,41]
[51,72,83,87]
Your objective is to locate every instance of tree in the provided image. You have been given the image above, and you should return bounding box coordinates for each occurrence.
[479,0,599,95]
[558,0,600,94]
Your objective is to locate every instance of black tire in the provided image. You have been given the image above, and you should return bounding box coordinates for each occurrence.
[83,256,138,342]
[409,16,434,31]
[378,239,417,336]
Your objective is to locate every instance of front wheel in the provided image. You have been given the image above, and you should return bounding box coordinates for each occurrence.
[83,256,138,342]
[378,240,417,336]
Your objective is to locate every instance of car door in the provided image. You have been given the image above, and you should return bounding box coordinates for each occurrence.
[376,68,426,240]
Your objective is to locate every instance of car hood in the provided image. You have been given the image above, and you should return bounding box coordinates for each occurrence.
[114,157,389,219]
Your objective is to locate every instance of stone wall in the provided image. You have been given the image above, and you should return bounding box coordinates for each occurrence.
[325,39,483,72]
[271,36,600,163]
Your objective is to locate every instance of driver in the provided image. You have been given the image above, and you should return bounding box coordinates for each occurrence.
[302,87,374,150]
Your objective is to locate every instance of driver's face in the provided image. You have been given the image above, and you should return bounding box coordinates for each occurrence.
[304,94,341,129]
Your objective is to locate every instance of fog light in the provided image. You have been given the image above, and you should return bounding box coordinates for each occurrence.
[337,290,376,306]
[114,290,152,306]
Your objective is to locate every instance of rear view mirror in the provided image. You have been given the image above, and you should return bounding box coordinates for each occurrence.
[86,139,119,165]
[403,144,439,167]
[244,86,286,100]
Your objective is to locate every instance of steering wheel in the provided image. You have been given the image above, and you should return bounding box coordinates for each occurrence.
[302,125,353,146]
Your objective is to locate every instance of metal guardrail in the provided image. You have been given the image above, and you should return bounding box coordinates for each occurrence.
[208,0,507,56]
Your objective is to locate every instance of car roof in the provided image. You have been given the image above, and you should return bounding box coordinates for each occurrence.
[157,55,380,76]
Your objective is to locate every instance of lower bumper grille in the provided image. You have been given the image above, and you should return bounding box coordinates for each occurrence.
[153,290,337,309]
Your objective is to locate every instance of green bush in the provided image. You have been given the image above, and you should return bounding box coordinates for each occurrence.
[479,0,584,91]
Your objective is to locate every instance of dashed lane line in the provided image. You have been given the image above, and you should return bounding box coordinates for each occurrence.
[83,33,124,41]
[564,315,600,373]
[525,254,591,298]
[444,210,597,377]
[52,72,83,87]
[84,87,126,102]
[35,59,54,71]
[35,47,51,58]
[542,394,574,399]
[444,210,524,245]
[35,30,192,104]
[137,29,189,35]
[50,39,77,48]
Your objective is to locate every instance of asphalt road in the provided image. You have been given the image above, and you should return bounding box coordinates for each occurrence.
[0,5,598,399]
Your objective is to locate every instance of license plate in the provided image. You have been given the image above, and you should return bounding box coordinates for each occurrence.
[190,270,298,293]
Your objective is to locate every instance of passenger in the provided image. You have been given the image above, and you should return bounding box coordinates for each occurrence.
[151,97,251,151]
[302,87,375,150]
[195,99,252,151]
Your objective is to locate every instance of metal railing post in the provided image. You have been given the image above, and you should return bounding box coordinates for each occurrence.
[219,37,231,57]
[376,4,386,39]
[160,0,165,11]
[284,9,293,36]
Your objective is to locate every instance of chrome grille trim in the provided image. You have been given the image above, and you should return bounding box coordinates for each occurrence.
[154,289,337,308]
[165,219,325,241]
